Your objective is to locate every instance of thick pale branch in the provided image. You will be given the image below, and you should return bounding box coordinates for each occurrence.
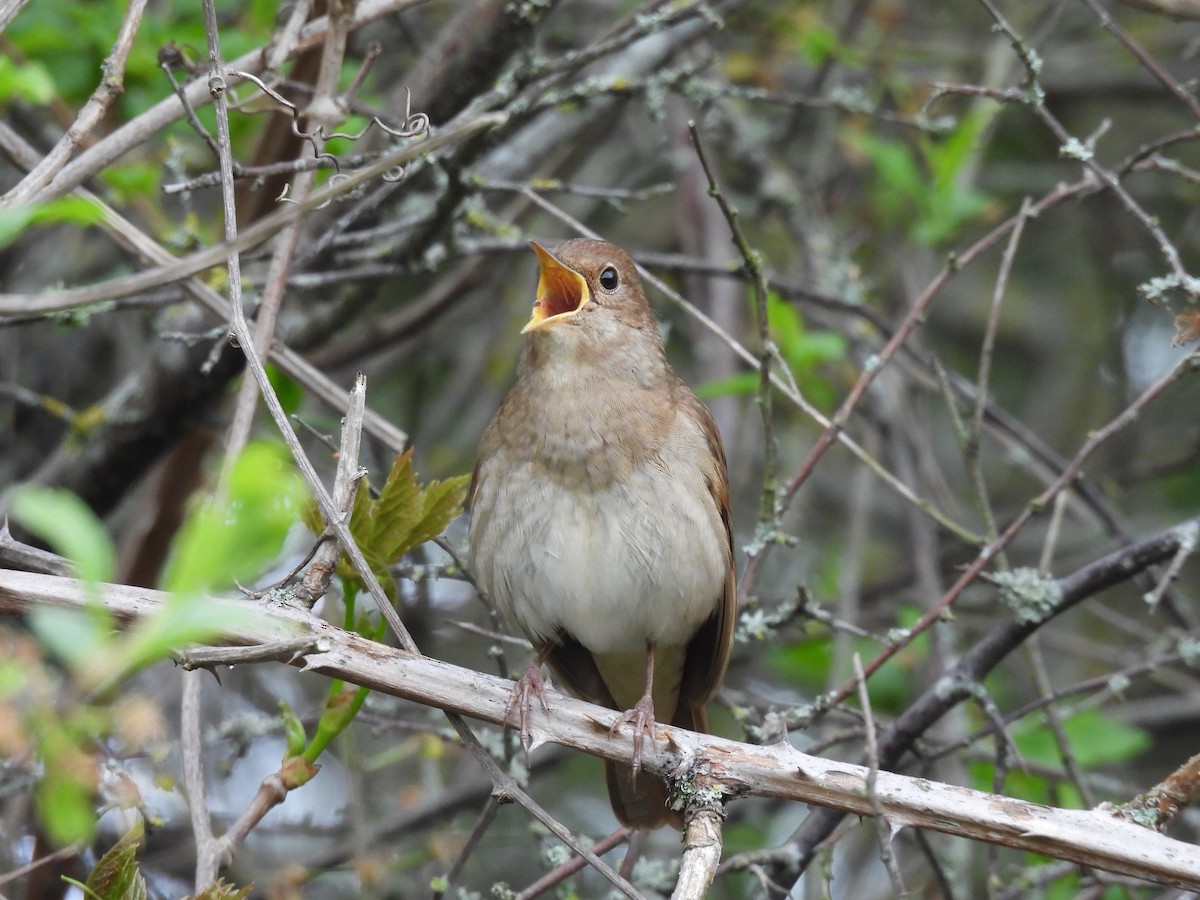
[1,568,1199,890]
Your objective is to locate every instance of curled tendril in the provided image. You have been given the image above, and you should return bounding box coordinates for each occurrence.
[225,72,432,187]
[177,65,432,199]
[226,70,343,176]
[277,172,351,208]
[322,87,432,143]
[373,89,432,184]
[312,173,350,209]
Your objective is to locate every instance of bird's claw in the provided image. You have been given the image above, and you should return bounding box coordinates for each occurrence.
[611,694,657,779]
[505,662,549,755]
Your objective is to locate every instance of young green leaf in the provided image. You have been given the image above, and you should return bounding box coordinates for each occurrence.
[0,196,105,249]
[191,880,253,900]
[370,450,424,560]
[695,372,760,400]
[163,442,306,595]
[27,606,108,671]
[9,486,115,586]
[312,449,469,598]
[115,595,265,682]
[35,719,98,846]
[407,474,471,553]
[1016,709,1151,769]
[85,820,147,900]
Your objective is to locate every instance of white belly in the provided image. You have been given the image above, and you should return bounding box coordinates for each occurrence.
[470,457,725,655]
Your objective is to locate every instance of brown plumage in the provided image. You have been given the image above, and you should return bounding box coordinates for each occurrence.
[468,238,735,828]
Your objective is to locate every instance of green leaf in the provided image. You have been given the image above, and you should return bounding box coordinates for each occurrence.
[0,55,55,103]
[849,132,923,210]
[912,189,991,246]
[408,474,471,552]
[36,721,97,846]
[300,496,326,537]
[369,451,424,559]
[764,293,847,409]
[767,637,832,689]
[85,821,147,900]
[342,474,373,541]
[359,450,467,563]
[0,196,105,249]
[926,109,987,188]
[1015,709,1151,769]
[9,486,115,586]
[117,595,263,678]
[767,290,802,347]
[191,879,253,900]
[27,606,108,671]
[844,115,993,246]
[304,686,364,762]
[314,450,468,600]
[265,364,304,417]
[99,162,160,204]
[280,700,308,757]
[695,372,760,400]
[796,22,839,66]
[37,773,95,847]
[162,442,306,595]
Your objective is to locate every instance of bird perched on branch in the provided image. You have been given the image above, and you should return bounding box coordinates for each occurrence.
[469,238,735,829]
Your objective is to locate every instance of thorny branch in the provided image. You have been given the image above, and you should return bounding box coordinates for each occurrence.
[5,0,1200,895]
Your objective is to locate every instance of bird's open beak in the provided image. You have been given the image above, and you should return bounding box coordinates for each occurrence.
[522,241,590,334]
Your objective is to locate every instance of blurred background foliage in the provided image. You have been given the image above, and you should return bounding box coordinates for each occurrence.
[2,0,1200,897]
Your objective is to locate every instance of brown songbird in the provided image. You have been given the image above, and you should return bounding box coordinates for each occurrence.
[468,238,735,829]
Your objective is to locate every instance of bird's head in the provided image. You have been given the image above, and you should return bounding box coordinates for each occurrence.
[521,239,657,341]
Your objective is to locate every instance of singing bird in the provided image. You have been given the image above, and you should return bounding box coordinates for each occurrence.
[468,238,735,829]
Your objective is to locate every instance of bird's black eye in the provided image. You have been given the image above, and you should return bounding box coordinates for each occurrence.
[598,266,620,291]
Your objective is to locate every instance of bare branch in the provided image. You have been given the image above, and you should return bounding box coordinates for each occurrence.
[2,564,1200,890]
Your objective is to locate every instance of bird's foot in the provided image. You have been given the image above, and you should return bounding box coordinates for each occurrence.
[505,662,549,754]
[611,694,657,779]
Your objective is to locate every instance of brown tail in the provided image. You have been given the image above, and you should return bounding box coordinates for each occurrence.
[605,704,707,829]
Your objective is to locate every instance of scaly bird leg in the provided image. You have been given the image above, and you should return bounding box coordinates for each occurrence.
[505,642,554,754]
[611,641,657,778]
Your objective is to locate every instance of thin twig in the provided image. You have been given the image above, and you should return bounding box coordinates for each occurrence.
[0,520,74,577]
[0,840,81,889]
[1142,522,1199,610]
[174,638,322,669]
[855,653,908,898]
[514,827,631,900]
[976,0,1199,296]
[434,800,504,899]
[297,374,368,606]
[1025,637,1096,807]
[963,196,1033,565]
[182,669,222,887]
[815,341,1200,717]
[1111,750,1200,830]
[687,120,780,548]
[0,112,506,317]
[160,45,225,163]
[1076,0,1200,121]
[222,0,362,468]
